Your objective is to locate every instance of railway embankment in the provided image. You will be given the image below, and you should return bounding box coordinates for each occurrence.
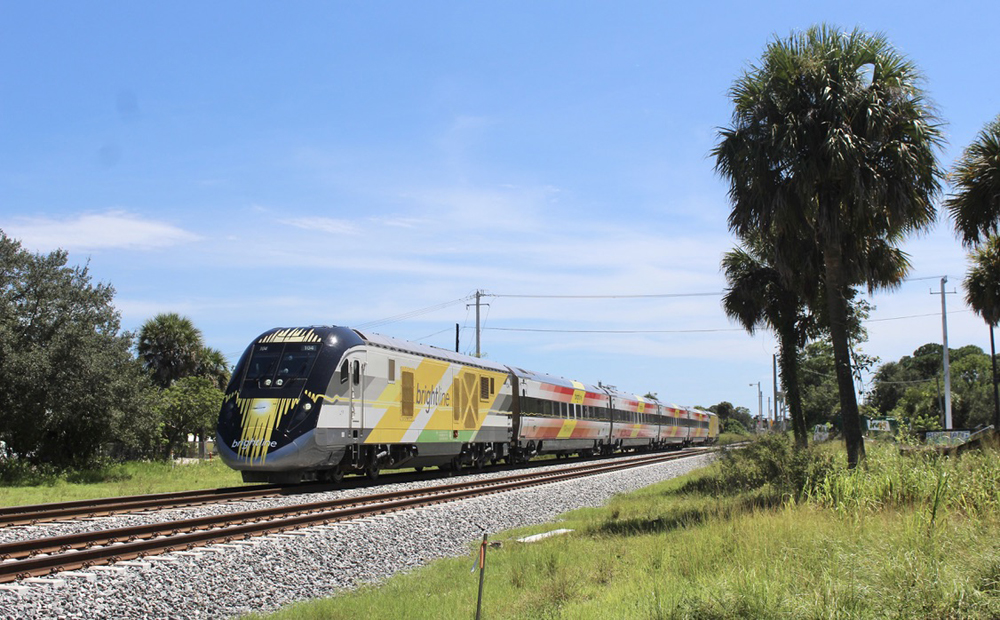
[250,436,1000,619]
[0,451,715,618]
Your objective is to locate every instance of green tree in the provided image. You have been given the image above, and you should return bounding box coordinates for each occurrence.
[137,313,204,389]
[891,382,942,432]
[197,346,231,391]
[947,115,1000,247]
[963,237,1000,429]
[708,401,754,431]
[714,25,944,466]
[799,341,840,429]
[867,343,996,430]
[947,114,1000,431]
[159,376,224,457]
[722,243,810,448]
[137,313,230,457]
[0,232,160,469]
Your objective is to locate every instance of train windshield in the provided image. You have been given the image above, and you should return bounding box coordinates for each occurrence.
[243,343,320,385]
[245,348,281,381]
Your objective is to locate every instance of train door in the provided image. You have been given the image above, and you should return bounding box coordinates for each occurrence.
[345,352,367,436]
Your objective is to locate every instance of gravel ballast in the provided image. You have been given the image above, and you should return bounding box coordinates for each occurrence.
[0,453,713,619]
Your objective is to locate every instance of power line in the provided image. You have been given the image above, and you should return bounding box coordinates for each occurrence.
[866,309,972,323]
[413,326,454,342]
[485,326,744,334]
[493,292,722,299]
[356,295,472,329]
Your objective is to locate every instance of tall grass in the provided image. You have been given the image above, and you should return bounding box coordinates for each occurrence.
[252,438,1000,619]
[808,443,1000,519]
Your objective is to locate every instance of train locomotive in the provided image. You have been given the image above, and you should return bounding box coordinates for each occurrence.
[216,326,719,484]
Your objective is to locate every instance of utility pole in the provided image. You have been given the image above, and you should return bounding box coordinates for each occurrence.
[772,354,778,423]
[475,290,482,357]
[758,383,763,427]
[465,290,489,358]
[931,277,955,429]
[749,381,762,429]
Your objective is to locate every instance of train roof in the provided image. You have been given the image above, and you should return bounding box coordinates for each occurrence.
[320,326,709,413]
[356,330,511,374]
[508,366,603,394]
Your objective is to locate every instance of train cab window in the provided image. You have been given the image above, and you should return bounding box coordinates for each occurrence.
[352,360,361,385]
[245,347,280,382]
[276,348,317,380]
[340,361,349,384]
[246,343,318,387]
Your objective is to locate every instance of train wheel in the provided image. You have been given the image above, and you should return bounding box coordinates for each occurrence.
[414,466,424,473]
[366,463,381,480]
[327,469,344,483]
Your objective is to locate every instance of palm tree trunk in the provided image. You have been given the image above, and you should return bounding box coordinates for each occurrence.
[990,323,999,434]
[823,239,866,467]
[777,322,808,449]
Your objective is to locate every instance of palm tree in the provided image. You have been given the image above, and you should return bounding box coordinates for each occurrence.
[947,115,1000,248]
[963,236,1000,431]
[948,114,1000,433]
[137,313,204,388]
[714,25,944,467]
[197,346,231,391]
[722,242,811,448]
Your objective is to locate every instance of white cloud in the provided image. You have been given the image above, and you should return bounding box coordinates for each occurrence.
[2,210,201,252]
[282,217,360,236]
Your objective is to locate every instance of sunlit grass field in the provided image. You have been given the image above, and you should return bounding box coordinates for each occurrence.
[0,457,247,507]
[247,438,1000,619]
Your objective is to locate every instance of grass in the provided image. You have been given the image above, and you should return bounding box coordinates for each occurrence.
[246,437,1000,619]
[0,457,247,507]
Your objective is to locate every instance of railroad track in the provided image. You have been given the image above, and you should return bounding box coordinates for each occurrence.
[0,483,313,527]
[0,448,706,583]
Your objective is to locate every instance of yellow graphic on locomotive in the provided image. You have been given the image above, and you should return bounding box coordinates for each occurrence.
[363,357,508,445]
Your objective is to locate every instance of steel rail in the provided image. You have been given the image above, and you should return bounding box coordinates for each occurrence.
[0,483,331,528]
[0,449,705,583]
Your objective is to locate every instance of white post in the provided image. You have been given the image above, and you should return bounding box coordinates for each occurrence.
[941,277,953,429]
[475,290,481,358]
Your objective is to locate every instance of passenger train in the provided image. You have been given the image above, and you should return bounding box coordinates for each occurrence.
[216,326,719,484]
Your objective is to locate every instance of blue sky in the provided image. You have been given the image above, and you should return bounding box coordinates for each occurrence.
[2,1,998,417]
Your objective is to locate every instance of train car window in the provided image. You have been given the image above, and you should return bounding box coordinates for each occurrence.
[245,348,280,382]
[340,361,349,384]
[352,360,361,385]
[401,370,414,417]
[388,359,396,383]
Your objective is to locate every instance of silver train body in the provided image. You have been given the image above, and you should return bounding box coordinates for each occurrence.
[216,326,719,483]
